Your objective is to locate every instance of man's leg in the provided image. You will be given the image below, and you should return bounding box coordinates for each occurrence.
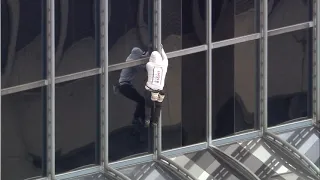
[118,84,145,122]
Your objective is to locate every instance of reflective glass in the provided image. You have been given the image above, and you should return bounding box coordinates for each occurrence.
[55,76,99,173]
[118,161,181,180]
[55,0,98,76]
[1,88,44,180]
[268,0,312,30]
[162,0,206,50]
[170,149,242,179]
[219,138,316,180]
[1,0,44,88]
[108,0,150,65]
[212,40,257,139]
[212,0,258,42]
[268,29,312,127]
[276,126,320,168]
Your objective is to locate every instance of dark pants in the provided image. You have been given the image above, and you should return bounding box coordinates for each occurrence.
[118,84,145,121]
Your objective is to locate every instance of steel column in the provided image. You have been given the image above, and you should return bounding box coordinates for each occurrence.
[0,1,2,179]
[206,0,213,146]
[260,0,268,134]
[313,0,320,127]
[100,0,109,168]
[46,0,56,178]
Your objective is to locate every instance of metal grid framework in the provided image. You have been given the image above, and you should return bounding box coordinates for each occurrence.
[0,0,319,179]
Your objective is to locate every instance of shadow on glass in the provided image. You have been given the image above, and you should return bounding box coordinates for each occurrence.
[212,40,257,139]
[55,0,98,76]
[1,88,44,180]
[1,0,44,88]
[55,76,99,173]
[268,28,312,127]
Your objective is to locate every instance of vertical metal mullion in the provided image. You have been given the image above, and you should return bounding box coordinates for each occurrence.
[260,0,268,134]
[313,0,320,126]
[46,0,56,178]
[100,0,108,168]
[206,0,212,146]
[0,0,2,179]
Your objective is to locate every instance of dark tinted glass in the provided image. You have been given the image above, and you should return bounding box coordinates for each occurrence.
[109,68,149,162]
[268,29,312,127]
[212,0,258,42]
[212,40,257,139]
[178,52,206,147]
[1,0,43,88]
[55,76,99,173]
[163,0,206,50]
[108,0,150,64]
[2,88,44,180]
[268,0,312,30]
[55,0,97,76]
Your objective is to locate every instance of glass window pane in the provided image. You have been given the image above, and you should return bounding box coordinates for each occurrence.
[55,76,99,173]
[163,0,206,50]
[212,0,258,42]
[268,29,312,127]
[109,68,149,162]
[108,51,206,161]
[1,0,44,88]
[2,88,44,180]
[55,0,98,76]
[219,138,315,179]
[108,0,150,65]
[275,126,320,168]
[268,0,312,30]
[212,40,257,139]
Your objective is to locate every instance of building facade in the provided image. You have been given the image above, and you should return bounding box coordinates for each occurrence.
[1,0,319,179]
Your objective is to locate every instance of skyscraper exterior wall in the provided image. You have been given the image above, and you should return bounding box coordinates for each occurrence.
[0,0,319,179]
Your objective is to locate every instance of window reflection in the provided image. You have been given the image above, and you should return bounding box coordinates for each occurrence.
[212,0,258,42]
[108,0,150,65]
[268,29,312,127]
[1,0,43,88]
[1,88,44,180]
[268,0,312,30]
[55,76,99,173]
[55,0,97,76]
[212,40,257,139]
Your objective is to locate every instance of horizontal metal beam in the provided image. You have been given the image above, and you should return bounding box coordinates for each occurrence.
[55,68,101,84]
[212,33,261,49]
[162,142,207,158]
[208,146,261,180]
[1,80,47,95]
[264,131,320,177]
[268,118,313,134]
[109,154,153,169]
[268,21,314,37]
[55,166,101,180]
[158,155,198,180]
[212,130,261,147]
[108,44,208,72]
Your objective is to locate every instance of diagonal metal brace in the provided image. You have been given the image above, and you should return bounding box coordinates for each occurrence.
[104,166,131,180]
[263,131,320,178]
[158,155,198,180]
[208,146,261,180]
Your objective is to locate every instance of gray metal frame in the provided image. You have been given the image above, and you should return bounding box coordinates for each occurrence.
[0,1,2,179]
[0,0,319,179]
[46,0,56,178]
[313,0,320,126]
